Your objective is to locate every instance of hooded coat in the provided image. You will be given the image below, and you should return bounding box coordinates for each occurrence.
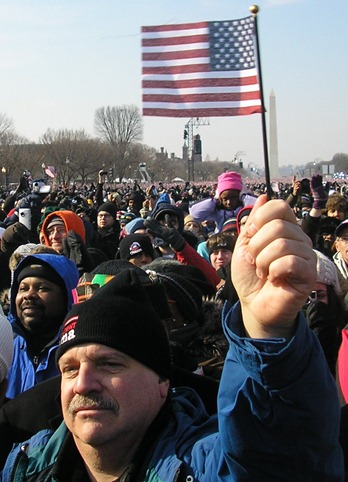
[6,254,79,399]
[41,210,86,247]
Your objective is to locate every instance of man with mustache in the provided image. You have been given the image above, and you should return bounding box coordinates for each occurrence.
[1,196,344,481]
[5,253,79,399]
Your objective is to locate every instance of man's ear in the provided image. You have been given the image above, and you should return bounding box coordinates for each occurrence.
[158,377,170,399]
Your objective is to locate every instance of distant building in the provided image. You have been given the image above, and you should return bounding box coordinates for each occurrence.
[156,147,168,162]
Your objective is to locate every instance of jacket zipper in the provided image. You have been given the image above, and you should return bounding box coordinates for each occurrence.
[9,444,29,482]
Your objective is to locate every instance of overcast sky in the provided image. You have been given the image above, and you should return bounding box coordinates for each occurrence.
[0,0,347,171]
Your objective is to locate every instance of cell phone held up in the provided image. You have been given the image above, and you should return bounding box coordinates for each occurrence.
[18,208,32,230]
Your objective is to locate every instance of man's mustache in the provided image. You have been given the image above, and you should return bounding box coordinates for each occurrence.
[20,302,43,310]
[68,394,119,415]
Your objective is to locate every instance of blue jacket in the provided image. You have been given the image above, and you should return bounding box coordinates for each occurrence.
[6,254,79,399]
[1,302,344,481]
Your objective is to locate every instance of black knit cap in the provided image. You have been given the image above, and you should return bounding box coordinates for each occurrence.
[17,261,65,291]
[118,234,155,261]
[145,259,216,297]
[56,270,172,380]
[97,202,117,219]
[151,272,202,322]
[91,259,146,277]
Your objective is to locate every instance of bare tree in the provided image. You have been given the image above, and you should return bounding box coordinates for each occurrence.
[94,105,143,180]
[0,113,14,140]
[0,113,31,185]
[40,129,106,185]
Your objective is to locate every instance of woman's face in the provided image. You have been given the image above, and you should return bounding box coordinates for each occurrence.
[184,221,201,235]
[210,248,232,270]
[308,282,329,305]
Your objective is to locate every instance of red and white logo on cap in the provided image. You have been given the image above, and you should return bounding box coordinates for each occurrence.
[129,242,142,256]
[60,315,78,344]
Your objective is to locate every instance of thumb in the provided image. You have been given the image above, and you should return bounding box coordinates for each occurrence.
[164,214,174,228]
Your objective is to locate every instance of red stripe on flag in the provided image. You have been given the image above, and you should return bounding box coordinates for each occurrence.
[142,76,259,89]
[142,49,210,61]
[143,92,261,103]
[141,22,208,33]
[143,106,262,117]
[142,64,211,75]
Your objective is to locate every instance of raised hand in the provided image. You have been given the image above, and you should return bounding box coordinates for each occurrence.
[231,195,316,339]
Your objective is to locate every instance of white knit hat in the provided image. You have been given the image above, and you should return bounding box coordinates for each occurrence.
[0,305,14,383]
[313,250,342,295]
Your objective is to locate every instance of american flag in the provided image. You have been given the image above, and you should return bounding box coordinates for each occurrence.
[141,16,262,118]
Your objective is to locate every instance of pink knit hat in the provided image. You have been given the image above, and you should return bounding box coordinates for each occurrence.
[217,172,243,196]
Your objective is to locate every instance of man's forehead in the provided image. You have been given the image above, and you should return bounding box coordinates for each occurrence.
[58,343,132,366]
[17,276,61,288]
[47,217,65,228]
[59,343,128,361]
[338,228,348,237]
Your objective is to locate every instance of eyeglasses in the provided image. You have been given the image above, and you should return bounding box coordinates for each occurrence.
[338,237,348,244]
[97,213,112,218]
[47,226,66,237]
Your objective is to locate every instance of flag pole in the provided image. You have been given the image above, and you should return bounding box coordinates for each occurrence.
[249,5,272,199]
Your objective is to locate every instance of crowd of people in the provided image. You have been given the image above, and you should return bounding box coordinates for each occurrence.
[0,168,346,480]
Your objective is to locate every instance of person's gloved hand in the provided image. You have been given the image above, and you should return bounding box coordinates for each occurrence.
[14,176,30,194]
[310,174,327,210]
[63,230,93,275]
[144,215,186,251]
[1,222,31,254]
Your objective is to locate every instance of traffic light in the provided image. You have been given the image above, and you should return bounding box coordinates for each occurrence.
[109,167,114,179]
[183,129,188,140]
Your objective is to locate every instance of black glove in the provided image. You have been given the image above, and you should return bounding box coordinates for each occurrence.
[1,221,31,254]
[14,176,30,194]
[310,174,327,210]
[144,215,186,251]
[63,230,93,275]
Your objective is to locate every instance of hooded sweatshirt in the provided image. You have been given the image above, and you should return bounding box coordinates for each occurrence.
[6,254,79,398]
[41,210,86,247]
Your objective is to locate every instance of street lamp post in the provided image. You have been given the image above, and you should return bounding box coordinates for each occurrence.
[1,167,7,188]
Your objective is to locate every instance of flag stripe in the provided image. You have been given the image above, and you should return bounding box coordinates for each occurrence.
[142,48,210,61]
[143,91,261,103]
[143,64,213,75]
[142,77,259,89]
[142,43,209,53]
[141,17,261,118]
[141,22,209,33]
[143,106,261,117]
[143,84,259,93]
[142,34,209,48]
